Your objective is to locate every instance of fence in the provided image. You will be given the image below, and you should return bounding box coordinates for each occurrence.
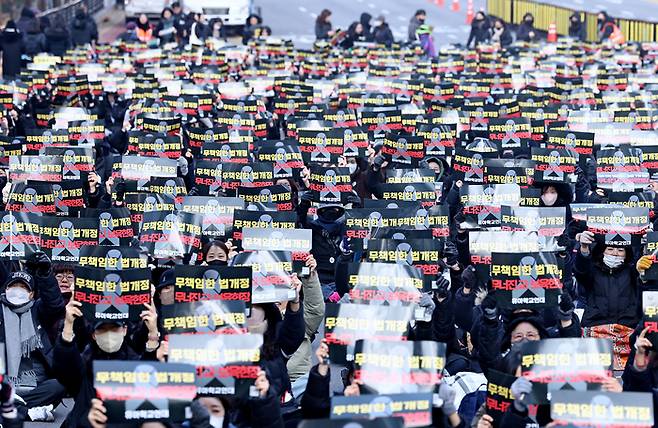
[37,0,104,27]
[487,0,658,42]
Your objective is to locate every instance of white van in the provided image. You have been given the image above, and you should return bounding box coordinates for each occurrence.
[126,0,258,34]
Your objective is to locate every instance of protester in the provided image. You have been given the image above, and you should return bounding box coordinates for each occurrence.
[44,15,71,56]
[315,9,334,40]
[0,6,656,428]
[70,7,99,46]
[466,11,490,48]
[135,13,154,43]
[154,8,177,46]
[490,18,513,47]
[408,9,427,42]
[16,7,37,35]
[516,12,538,42]
[0,21,23,79]
[568,12,587,41]
[371,15,394,47]
[23,20,46,58]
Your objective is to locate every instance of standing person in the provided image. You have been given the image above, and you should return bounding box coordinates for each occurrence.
[598,10,624,44]
[315,9,334,41]
[372,15,394,47]
[70,7,98,46]
[243,13,263,44]
[189,13,209,47]
[209,18,226,42]
[359,13,372,41]
[45,15,71,56]
[23,20,46,58]
[408,9,426,42]
[516,12,538,42]
[0,21,23,79]
[490,18,513,47]
[16,7,37,35]
[569,12,587,41]
[171,1,189,45]
[466,11,490,48]
[154,7,176,46]
[135,13,153,42]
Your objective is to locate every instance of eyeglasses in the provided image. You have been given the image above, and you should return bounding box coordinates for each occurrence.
[511,331,540,342]
[55,273,74,281]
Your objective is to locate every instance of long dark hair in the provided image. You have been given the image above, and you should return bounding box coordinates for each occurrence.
[317,9,331,25]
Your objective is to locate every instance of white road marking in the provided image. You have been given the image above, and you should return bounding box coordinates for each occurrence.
[298,6,307,13]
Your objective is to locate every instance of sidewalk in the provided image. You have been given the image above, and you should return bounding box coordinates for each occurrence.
[95,4,126,43]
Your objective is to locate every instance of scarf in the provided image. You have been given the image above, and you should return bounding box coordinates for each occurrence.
[1,295,41,380]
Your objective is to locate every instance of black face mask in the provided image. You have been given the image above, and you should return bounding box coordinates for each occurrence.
[319,208,344,223]
[207,259,228,266]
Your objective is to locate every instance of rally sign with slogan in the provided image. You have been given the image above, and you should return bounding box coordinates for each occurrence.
[586,207,650,247]
[0,212,40,260]
[231,250,294,304]
[330,393,432,428]
[93,360,196,423]
[161,300,247,335]
[74,266,151,324]
[172,265,252,307]
[308,166,354,204]
[168,333,262,397]
[40,217,99,263]
[520,338,613,404]
[347,262,425,305]
[550,390,654,428]
[354,340,445,394]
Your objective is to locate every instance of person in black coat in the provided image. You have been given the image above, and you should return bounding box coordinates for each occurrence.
[22,20,46,58]
[0,253,67,421]
[371,16,394,47]
[622,326,658,425]
[0,21,23,79]
[516,13,538,42]
[16,7,36,35]
[154,7,177,46]
[70,7,98,46]
[315,9,334,40]
[597,11,617,42]
[490,18,513,47]
[574,232,640,328]
[44,15,70,56]
[569,12,587,41]
[466,11,490,48]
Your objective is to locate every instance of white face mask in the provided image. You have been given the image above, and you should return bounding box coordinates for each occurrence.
[6,287,30,306]
[209,415,224,428]
[95,330,124,353]
[603,254,624,269]
[347,163,357,175]
[541,192,558,206]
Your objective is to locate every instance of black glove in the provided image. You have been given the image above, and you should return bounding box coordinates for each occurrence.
[372,153,386,170]
[115,178,126,202]
[444,240,459,267]
[461,265,477,290]
[187,187,199,197]
[434,276,450,300]
[25,251,52,277]
[481,293,498,322]
[556,232,571,249]
[558,292,574,322]
[453,211,466,228]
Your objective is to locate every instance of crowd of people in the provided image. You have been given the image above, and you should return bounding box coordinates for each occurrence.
[0,2,654,428]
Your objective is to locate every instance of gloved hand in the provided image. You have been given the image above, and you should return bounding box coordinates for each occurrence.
[443,240,459,267]
[510,377,532,412]
[434,276,450,300]
[438,382,457,416]
[372,153,386,170]
[25,251,52,277]
[177,156,189,176]
[0,377,15,418]
[556,232,571,249]
[187,187,199,197]
[114,178,126,202]
[419,292,436,313]
[637,255,653,272]
[481,293,498,322]
[461,265,477,291]
[558,292,574,322]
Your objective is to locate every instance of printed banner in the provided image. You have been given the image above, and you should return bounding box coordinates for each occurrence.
[168,333,262,397]
[93,360,196,423]
[551,390,653,427]
[40,216,99,263]
[161,300,247,335]
[330,393,432,428]
[231,250,294,304]
[74,266,151,323]
[0,211,40,260]
[586,207,650,247]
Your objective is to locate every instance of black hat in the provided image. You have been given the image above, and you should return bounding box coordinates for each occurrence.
[156,268,175,290]
[501,313,548,351]
[5,271,35,291]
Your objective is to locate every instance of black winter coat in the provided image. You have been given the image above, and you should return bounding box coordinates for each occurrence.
[45,26,71,56]
[23,31,45,56]
[467,19,490,47]
[516,22,537,42]
[0,28,23,78]
[372,24,394,47]
[569,22,587,41]
[71,15,98,46]
[574,251,640,328]
[315,21,332,40]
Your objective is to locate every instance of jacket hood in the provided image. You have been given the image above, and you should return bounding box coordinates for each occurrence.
[21,7,36,18]
[501,313,548,352]
[360,13,372,25]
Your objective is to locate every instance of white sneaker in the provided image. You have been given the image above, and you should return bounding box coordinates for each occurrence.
[27,404,55,422]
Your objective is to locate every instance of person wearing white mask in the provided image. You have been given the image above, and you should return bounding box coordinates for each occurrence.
[54,297,161,427]
[574,230,639,329]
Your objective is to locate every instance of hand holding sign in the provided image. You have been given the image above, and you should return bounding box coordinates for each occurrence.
[510,377,532,412]
[140,303,159,337]
[634,326,652,371]
[63,299,82,343]
[88,398,108,428]
[254,370,270,398]
[316,339,330,376]
[637,255,653,272]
